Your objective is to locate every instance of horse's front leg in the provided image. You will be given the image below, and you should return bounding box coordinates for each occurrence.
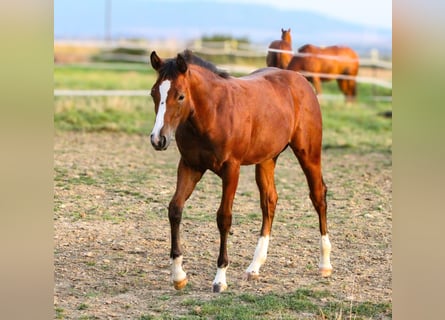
[212,162,240,293]
[169,158,204,290]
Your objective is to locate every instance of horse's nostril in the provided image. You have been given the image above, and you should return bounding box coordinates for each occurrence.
[160,135,167,148]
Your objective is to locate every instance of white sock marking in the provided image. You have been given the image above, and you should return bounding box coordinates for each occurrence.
[319,234,332,270]
[171,256,186,283]
[246,235,269,275]
[151,80,171,142]
[212,266,228,287]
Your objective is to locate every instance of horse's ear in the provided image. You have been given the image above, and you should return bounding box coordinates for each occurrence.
[176,53,188,74]
[288,28,291,33]
[150,51,163,71]
[281,28,284,33]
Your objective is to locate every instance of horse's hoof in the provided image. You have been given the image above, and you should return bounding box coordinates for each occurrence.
[173,277,188,290]
[212,282,228,293]
[245,272,259,281]
[320,268,332,277]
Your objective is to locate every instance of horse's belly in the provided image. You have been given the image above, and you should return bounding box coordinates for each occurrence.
[240,133,290,165]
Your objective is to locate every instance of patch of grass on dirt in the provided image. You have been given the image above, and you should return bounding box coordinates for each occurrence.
[170,288,391,319]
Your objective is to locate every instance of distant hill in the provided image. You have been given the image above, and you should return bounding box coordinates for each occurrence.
[54,1,392,55]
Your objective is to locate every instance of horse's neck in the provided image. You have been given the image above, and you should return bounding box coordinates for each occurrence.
[283,34,292,44]
[188,70,220,133]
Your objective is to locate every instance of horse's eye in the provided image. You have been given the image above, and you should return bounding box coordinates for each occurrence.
[178,94,185,102]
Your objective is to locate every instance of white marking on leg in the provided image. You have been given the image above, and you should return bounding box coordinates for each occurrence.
[151,80,171,143]
[171,255,186,283]
[246,235,269,276]
[319,234,332,271]
[212,266,228,290]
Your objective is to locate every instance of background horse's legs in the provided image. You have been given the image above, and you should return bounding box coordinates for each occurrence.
[290,141,332,277]
[169,158,204,290]
[346,79,357,103]
[245,158,278,280]
[213,162,240,293]
[311,76,322,95]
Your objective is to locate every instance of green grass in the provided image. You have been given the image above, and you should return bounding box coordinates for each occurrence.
[321,100,392,152]
[54,97,391,152]
[166,289,391,319]
[54,63,156,90]
[323,80,392,99]
[54,96,153,133]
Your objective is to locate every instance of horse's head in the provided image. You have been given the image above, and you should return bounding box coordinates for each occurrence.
[149,51,192,151]
[281,28,292,43]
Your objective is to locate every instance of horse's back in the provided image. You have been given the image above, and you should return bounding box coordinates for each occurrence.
[240,68,320,120]
[291,44,359,75]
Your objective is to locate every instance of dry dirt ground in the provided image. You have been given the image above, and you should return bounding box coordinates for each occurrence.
[54,132,392,319]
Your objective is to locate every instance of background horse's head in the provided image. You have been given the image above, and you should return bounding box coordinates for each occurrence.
[149,51,191,150]
[281,28,291,43]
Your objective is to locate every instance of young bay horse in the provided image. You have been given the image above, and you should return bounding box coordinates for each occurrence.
[149,50,332,293]
[266,28,293,69]
[287,44,359,102]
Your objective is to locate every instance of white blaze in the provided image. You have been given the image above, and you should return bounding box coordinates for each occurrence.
[246,235,269,275]
[151,80,171,140]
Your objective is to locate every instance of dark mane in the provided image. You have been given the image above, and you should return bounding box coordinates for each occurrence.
[158,50,230,79]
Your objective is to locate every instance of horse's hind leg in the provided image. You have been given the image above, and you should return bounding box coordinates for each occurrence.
[290,138,332,277]
[245,158,278,280]
[169,158,204,290]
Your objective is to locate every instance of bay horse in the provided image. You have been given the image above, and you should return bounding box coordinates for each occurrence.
[149,50,332,293]
[266,28,293,69]
[287,44,359,102]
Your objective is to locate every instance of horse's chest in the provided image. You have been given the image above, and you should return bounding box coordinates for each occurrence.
[177,139,226,172]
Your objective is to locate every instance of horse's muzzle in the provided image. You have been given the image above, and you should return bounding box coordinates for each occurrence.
[150,133,169,151]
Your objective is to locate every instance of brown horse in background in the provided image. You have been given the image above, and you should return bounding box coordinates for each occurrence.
[266,28,293,69]
[287,44,359,102]
[149,50,332,293]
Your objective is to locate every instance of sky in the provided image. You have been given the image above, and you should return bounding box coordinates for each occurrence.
[54,0,392,51]
[162,0,392,29]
